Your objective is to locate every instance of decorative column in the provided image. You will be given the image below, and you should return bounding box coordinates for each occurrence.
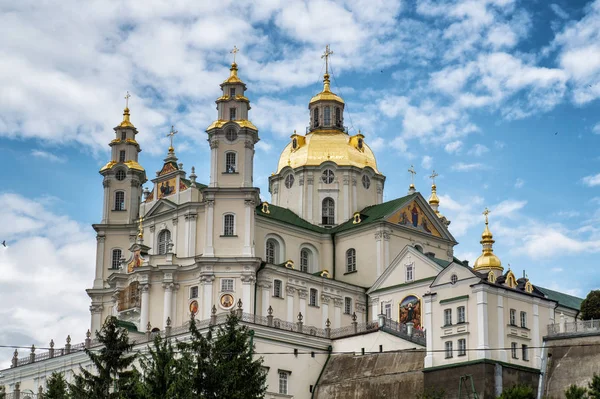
[321,294,331,328]
[171,217,178,253]
[209,138,218,187]
[149,225,156,253]
[243,139,254,187]
[375,231,383,277]
[343,175,350,220]
[140,284,150,332]
[383,230,390,271]
[307,175,314,222]
[424,294,435,368]
[333,298,343,328]
[241,275,254,312]
[352,177,358,209]
[298,176,304,218]
[371,297,379,321]
[171,284,179,324]
[475,287,490,359]
[90,302,104,334]
[93,235,106,289]
[102,179,110,223]
[204,200,215,256]
[532,300,541,368]
[243,199,255,256]
[202,275,215,319]
[163,283,174,329]
[185,214,197,257]
[497,295,506,361]
[259,281,272,316]
[376,183,383,204]
[286,286,296,322]
[298,289,308,317]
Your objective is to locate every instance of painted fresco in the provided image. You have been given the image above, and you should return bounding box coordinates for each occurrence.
[127,249,145,273]
[399,295,422,329]
[387,201,441,237]
[158,177,177,199]
[159,162,178,176]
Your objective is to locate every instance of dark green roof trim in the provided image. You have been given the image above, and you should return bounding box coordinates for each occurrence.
[116,319,138,332]
[423,358,540,375]
[432,257,452,269]
[255,203,326,233]
[536,286,583,311]
[370,276,435,295]
[181,177,207,189]
[439,295,470,305]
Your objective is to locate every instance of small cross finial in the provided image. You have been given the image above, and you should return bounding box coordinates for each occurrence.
[167,125,178,149]
[230,45,239,64]
[124,91,131,109]
[408,165,416,185]
[321,44,334,75]
[429,170,439,185]
[483,207,490,224]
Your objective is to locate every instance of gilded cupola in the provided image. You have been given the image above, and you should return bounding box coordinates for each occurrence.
[473,208,503,273]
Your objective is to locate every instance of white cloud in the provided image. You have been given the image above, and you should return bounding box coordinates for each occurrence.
[550,4,569,19]
[421,155,433,170]
[251,98,306,138]
[452,162,486,171]
[494,140,505,149]
[31,149,66,163]
[368,137,385,152]
[445,140,463,153]
[468,143,489,156]
[0,193,95,369]
[256,141,273,153]
[553,210,580,218]
[593,123,600,134]
[493,199,527,218]
[582,173,600,187]
[514,178,525,188]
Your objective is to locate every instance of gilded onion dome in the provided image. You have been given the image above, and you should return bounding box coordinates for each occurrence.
[473,209,503,272]
[309,73,344,105]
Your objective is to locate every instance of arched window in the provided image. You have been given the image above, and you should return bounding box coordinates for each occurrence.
[158,230,171,255]
[292,138,298,149]
[362,174,370,189]
[322,197,335,225]
[335,107,341,126]
[225,152,236,173]
[265,239,279,264]
[111,249,122,269]
[300,248,311,272]
[346,248,356,273]
[313,108,319,128]
[414,244,423,253]
[223,214,235,236]
[114,191,125,211]
[324,106,331,126]
[116,169,126,181]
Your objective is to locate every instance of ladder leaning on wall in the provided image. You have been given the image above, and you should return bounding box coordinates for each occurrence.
[458,374,479,399]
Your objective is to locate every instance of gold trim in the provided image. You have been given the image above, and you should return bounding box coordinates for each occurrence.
[206,119,258,131]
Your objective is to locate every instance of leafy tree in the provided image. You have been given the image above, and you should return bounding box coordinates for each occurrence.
[588,373,600,399]
[45,372,69,399]
[69,316,138,399]
[565,384,588,399]
[580,290,600,320]
[497,384,535,399]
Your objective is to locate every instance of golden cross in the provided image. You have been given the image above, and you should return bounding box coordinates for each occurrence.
[429,170,438,185]
[167,125,178,148]
[408,165,416,185]
[124,91,131,108]
[321,45,334,74]
[230,45,239,63]
[483,207,490,224]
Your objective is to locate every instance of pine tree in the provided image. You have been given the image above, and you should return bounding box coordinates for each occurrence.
[138,334,180,398]
[178,314,214,398]
[565,384,588,399]
[0,385,5,399]
[497,384,535,399]
[45,372,69,399]
[589,374,600,399]
[69,316,138,399]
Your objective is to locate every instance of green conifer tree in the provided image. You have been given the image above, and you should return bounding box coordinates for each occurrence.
[138,334,180,398]
[565,384,588,399]
[0,385,5,399]
[589,373,600,399]
[45,372,69,399]
[497,384,535,399]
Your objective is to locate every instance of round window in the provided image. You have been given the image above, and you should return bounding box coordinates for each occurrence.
[321,169,335,184]
[116,170,126,181]
[451,274,458,285]
[362,175,371,189]
[285,174,295,188]
[226,128,238,142]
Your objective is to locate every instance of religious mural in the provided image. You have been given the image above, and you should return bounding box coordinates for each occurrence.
[387,201,441,237]
[127,249,145,273]
[399,295,422,329]
[220,294,234,309]
[158,162,178,176]
[189,300,199,315]
[158,177,176,199]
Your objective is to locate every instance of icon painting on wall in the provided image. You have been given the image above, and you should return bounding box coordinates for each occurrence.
[387,201,441,237]
[399,295,422,329]
[189,300,199,316]
[159,178,176,198]
[127,249,145,273]
[220,294,234,309]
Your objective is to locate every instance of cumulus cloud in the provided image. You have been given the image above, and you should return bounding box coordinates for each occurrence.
[468,144,489,156]
[421,155,433,170]
[583,173,600,187]
[445,141,463,153]
[550,4,569,20]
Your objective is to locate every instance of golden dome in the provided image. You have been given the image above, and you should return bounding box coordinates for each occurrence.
[119,107,135,128]
[429,184,440,206]
[223,63,244,84]
[276,130,379,173]
[309,74,344,105]
[473,209,503,272]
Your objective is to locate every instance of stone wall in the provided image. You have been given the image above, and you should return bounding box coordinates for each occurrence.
[313,352,424,399]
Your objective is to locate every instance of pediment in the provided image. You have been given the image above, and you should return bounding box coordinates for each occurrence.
[367,246,445,294]
[144,198,178,218]
[431,262,479,288]
[385,195,455,242]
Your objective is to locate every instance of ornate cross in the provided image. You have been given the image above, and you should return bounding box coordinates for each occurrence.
[483,207,490,224]
[124,91,131,108]
[429,170,438,185]
[408,165,416,185]
[230,45,239,63]
[167,125,178,148]
[321,45,333,74]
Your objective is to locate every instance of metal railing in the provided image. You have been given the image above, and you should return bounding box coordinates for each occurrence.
[381,318,426,346]
[547,319,600,337]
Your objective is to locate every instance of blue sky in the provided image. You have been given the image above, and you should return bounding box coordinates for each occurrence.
[1,0,600,364]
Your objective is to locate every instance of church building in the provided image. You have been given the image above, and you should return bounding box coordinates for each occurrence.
[0,48,583,398]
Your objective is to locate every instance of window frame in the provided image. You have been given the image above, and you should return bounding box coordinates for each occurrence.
[444,309,452,326]
[114,191,126,211]
[520,311,527,328]
[221,278,234,292]
[273,279,283,298]
[115,169,126,181]
[384,303,392,319]
[313,108,319,128]
[309,288,318,307]
[119,150,126,162]
[300,248,310,272]
[223,213,235,236]
[189,286,199,299]
[225,128,238,142]
[511,342,518,359]
[229,107,236,120]
[451,274,458,284]
[509,309,516,326]
[121,131,126,140]
[157,229,171,255]
[229,88,236,97]
[458,339,466,356]
[278,371,289,395]
[457,306,466,324]
[321,169,335,184]
[362,174,371,189]
[335,107,341,126]
[324,106,331,126]
[346,248,356,273]
[285,173,295,188]
[111,249,122,269]
[265,239,279,264]
[405,264,414,282]
[321,197,335,225]
[344,297,352,315]
[522,344,529,361]
[225,151,237,173]
[445,341,453,359]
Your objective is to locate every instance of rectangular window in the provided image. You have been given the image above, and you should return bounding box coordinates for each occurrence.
[344,297,352,315]
[313,108,319,128]
[225,152,236,173]
[119,150,126,162]
[229,107,236,120]
[511,342,518,359]
[385,303,392,319]
[229,88,236,97]
[522,344,529,361]
[457,306,466,323]
[309,288,318,306]
[223,214,235,236]
[324,106,331,126]
[444,309,452,326]
[273,280,282,298]
[445,341,453,358]
[406,265,414,282]
[114,191,125,211]
[335,107,341,126]
[458,339,466,356]
[509,309,516,326]
[520,311,527,328]
[190,286,198,299]
[111,249,122,269]
[221,279,234,292]
[278,371,289,395]
[121,131,126,140]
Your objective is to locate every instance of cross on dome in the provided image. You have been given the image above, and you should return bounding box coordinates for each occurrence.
[230,45,239,64]
[124,91,131,109]
[321,45,333,75]
[167,125,178,152]
[483,207,490,224]
[429,170,438,185]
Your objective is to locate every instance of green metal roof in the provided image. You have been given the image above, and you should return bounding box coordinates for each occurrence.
[331,193,416,234]
[256,203,326,233]
[116,319,139,332]
[432,257,452,269]
[536,286,583,311]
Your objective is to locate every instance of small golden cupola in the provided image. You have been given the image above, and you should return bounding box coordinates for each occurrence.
[473,208,503,273]
[428,171,451,226]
